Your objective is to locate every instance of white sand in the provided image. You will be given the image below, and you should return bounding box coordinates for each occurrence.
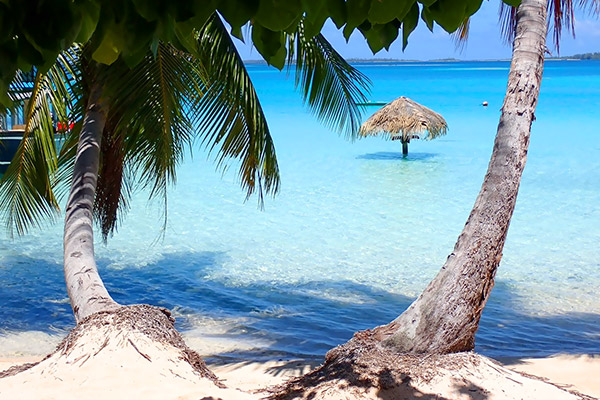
[210,359,319,393]
[0,321,255,400]
[289,353,592,400]
[2,353,599,399]
[1,333,598,400]
[504,354,600,398]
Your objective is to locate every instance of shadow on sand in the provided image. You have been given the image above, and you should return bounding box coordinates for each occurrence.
[266,350,492,400]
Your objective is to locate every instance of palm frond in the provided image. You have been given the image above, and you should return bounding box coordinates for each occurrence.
[499,2,518,45]
[96,43,201,235]
[579,0,600,14]
[0,55,76,236]
[53,120,82,202]
[287,23,372,140]
[451,18,470,51]
[194,13,280,202]
[500,0,582,53]
[52,46,87,203]
[94,116,130,241]
[85,20,278,235]
[548,0,576,52]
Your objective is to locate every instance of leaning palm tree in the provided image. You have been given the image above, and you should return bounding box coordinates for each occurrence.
[0,14,370,325]
[272,0,598,397]
[373,0,597,355]
[346,0,599,356]
[0,15,371,395]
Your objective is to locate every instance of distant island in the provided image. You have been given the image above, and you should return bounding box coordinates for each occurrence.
[243,52,599,65]
[346,58,418,63]
[549,52,600,60]
[244,57,472,64]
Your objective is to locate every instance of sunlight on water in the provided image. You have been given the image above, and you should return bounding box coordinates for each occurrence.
[0,61,598,359]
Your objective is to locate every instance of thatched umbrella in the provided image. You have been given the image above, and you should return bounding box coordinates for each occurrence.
[359,96,448,156]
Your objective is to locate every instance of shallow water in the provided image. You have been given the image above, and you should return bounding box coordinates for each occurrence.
[0,60,599,360]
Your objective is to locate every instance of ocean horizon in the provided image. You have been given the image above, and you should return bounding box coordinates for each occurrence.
[1,60,599,361]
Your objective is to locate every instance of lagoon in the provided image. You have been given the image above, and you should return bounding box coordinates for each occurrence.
[0,60,599,360]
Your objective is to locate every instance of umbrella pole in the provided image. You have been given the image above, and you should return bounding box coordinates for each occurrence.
[402,140,409,156]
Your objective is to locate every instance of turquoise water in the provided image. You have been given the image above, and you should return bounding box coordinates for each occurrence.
[0,60,599,360]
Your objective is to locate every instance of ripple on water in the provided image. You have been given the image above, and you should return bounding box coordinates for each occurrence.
[0,61,599,359]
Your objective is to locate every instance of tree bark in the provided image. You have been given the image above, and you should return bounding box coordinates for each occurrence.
[64,80,120,323]
[371,0,548,354]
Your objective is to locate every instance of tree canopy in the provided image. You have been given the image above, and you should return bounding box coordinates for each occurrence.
[0,13,374,238]
[0,0,522,106]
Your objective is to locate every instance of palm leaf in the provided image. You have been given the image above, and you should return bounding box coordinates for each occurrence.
[52,46,88,203]
[451,18,470,51]
[499,0,600,52]
[580,0,600,14]
[87,26,278,236]
[0,54,77,236]
[548,0,575,52]
[287,22,372,139]
[94,115,130,240]
[498,3,518,45]
[194,13,280,202]
[95,43,202,236]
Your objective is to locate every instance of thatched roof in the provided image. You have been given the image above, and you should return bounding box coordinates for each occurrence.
[359,96,447,142]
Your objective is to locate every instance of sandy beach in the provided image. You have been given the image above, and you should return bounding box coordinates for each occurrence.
[1,350,598,399]
[502,355,600,399]
[2,307,594,400]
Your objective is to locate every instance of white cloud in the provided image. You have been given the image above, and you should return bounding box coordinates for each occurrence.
[574,18,600,37]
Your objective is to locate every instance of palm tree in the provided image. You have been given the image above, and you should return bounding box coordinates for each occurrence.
[373,0,548,350]
[0,14,371,323]
[271,0,597,396]
[371,0,597,355]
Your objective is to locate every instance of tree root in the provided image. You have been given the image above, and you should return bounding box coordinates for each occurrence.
[0,304,219,385]
[265,335,591,400]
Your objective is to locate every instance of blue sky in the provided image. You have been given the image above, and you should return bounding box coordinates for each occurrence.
[235,0,600,60]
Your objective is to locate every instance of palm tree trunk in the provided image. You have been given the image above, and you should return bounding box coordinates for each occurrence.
[371,0,548,353]
[64,81,120,323]
[401,140,409,156]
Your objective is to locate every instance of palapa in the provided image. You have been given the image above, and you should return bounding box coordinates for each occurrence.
[359,96,448,155]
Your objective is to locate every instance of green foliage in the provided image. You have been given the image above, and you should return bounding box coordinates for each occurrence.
[368,0,415,24]
[299,0,329,37]
[325,0,348,28]
[0,39,270,238]
[0,13,371,238]
[193,14,280,205]
[217,0,258,28]
[0,0,499,105]
[344,0,372,39]
[254,0,303,31]
[563,52,600,59]
[289,24,371,138]
[92,27,124,65]
[252,25,288,69]
[359,21,402,53]
[0,52,78,236]
[98,45,201,237]
[423,0,483,33]
[402,4,421,49]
